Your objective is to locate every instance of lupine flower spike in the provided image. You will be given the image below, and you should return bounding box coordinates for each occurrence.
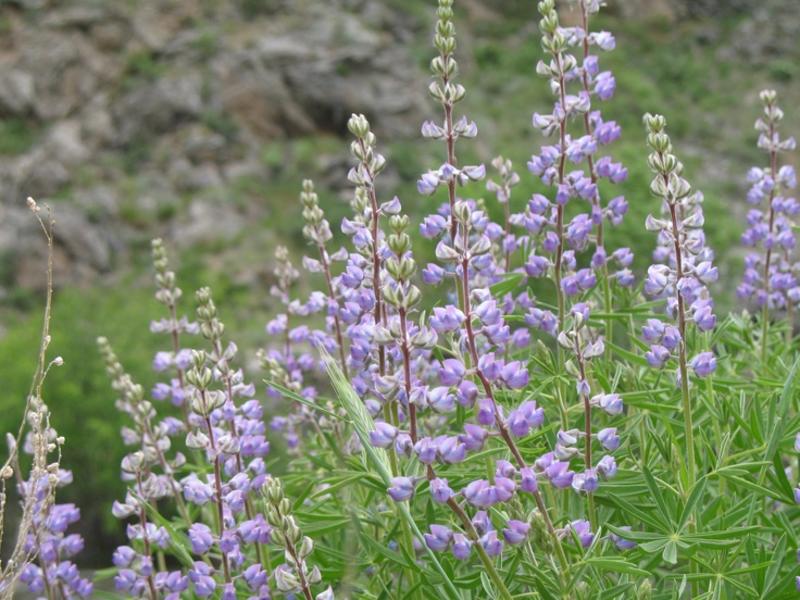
[643,112,717,488]
[737,90,798,357]
[263,477,332,600]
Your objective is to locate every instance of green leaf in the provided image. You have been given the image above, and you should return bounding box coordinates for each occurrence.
[490,272,524,297]
[324,351,461,600]
[643,467,676,528]
[662,540,678,564]
[678,476,708,530]
[606,341,650,367]
[144,504,194,567]
[265,378,342,419]
[759,533,786,598]
[583,557,650,577]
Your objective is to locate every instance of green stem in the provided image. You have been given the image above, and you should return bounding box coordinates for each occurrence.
[678,339,695,492]
[399,511,422,599]
[761,303,770,365]
[602,264,613,359]
[474,543,514,600]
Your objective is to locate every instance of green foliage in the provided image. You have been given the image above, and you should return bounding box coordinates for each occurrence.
[0,285,161,562]
[201,109,239,140]
[0,118,39,155]
[124,50,166,81]
[2,2,800,585]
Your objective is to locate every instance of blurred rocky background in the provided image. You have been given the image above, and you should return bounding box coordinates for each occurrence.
[0,0,797,563]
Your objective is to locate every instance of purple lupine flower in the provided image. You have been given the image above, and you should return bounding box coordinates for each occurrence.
[545,461,575,489]
[739,90,798,313]
[430,306,466,333]
[499,361,529,389]
[437,436,467,463]
[592,393,624,416]
[459,424,488,451]
[452,533,473,560]
[188,523,214,554]
[598,427,620,451]
[520,467,539,493]
[502,520,531,545]
[506,400,544,438]
[387,477,416,502]
[189,561,216,597]
[564,519,594,548]
[430,478,454,503]
[597,455,618,478]
[424,525,453,552]
[463,477,516,508]
[369,422,398,448]
[610,526,637,551]
[480,531,504,556]
[690,352,717,378]
[439,358,466,386]
[422,263,445,284]
[572,468,599,494]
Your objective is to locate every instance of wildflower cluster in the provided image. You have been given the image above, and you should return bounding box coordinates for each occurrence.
[263,477,331,600]
[738,90,798,310]
[15,410,93,599]
[528,0,632,332]
[97,242,335,599]
[10,1,800,599]
[1,202,92,600]
[642,113,718,379]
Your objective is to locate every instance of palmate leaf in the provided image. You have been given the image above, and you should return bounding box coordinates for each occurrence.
[322,350,462,600]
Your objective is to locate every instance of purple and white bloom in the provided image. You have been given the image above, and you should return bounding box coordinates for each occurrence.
[609,526,637,551]
[562,519,594,548]
[690,352,717,378]
[502,520,531,545]
[424,525,453,552]
[387,477,416,502]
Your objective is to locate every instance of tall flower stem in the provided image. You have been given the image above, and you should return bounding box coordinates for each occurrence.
[666,181,696,492]
[203,410,232,584]
[760,117,779,363]
[152,239,193,428]
[135,471,158,600]
[285,543,315,600]
[318,249,349,379]
[644,113,717,502]
[455,213,568,571]
[553,49,569,333]
[348,120,398,469]
[574,337,597,528]
[577,0,614,351]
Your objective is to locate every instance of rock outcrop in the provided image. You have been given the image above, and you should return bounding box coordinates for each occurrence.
[0,0,426,292]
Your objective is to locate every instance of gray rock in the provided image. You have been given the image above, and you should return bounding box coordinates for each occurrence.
[181,125,229,163]
[129,0,202,52]
[113,72,205,144]
[0,0,428,292]
[169,159,223,193]
[0,201,113,292]
[211,51,316,138]
[175,199,245,247]
[45,120,90,166]
[41,5,112,28]
[17,29,112,121]
[0,69,35,116]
